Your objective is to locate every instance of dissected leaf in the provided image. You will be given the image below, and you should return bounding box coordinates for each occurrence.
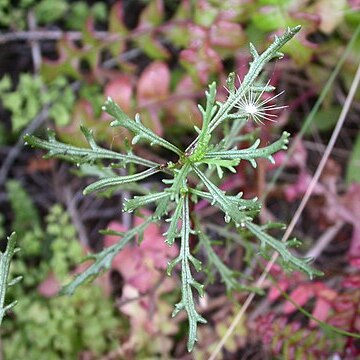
[61,220,151,295]
[197,226,263,295]
[205,131,290,168]
[105,97,182,156]
[124,192,169,213]
[24,127,158,168]
[83,167,160,195]
[169,194,206,352]
[0,233,21,325]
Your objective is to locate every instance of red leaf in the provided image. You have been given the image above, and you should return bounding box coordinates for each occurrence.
[103,212,177,294]
[137,61,170,105]
[268,279,291,302]
[210,20,245,50]
[310,297,331,327]
[343,274,360,289]
[333,295,354,312]
[105,75,133,113]
[284,285,314,314]
[134,210,177,269]
[350,257,360,269]
[180,45,223,84]
[188,24,207,48]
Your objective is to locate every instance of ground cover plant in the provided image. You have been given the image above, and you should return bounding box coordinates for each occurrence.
[1,0,360,358]
[2,190,122,359]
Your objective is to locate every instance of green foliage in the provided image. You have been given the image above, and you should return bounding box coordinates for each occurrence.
[0,74,44,132]
[25,125,158,168]
[65,2,107,29]
[167,195,207,351]
[0,233,21,325]
[0,74,74,132]
[46,205,84,279]
[0,0,36,28]
[34,0,68,24]
[6,179,41,237]
[3,285,120,359]
[197,226,260,294]
[3,203,122,358]
[0,0,107,29]
[26,27,323,352]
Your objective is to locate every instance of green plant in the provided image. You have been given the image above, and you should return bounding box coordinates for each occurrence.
[0,0,36,29]
[0,0,106,29]
[25,26,323,351]
[0,232,21,325]
[6,179,41,237]
[3,202,121,358]
[3,284,121,359]
[0,74,74,133]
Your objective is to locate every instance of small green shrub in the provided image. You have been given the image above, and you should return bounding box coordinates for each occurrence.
[3,285,121,359]
[3,188,122,358]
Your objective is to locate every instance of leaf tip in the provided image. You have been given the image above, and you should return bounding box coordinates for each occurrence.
[291,25,302,34]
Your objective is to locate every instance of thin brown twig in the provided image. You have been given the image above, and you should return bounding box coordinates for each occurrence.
[0,19,193,45]
[64,186,89,248]
[209,59,360,360]
[0,30,110,44]
[27,11,42,73]
[0,105,50,185]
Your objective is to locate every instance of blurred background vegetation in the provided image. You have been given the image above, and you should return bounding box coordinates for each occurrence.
[0,0,360,358]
